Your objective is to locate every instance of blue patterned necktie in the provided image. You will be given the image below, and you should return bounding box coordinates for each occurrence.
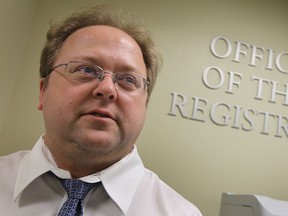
[57,178,96,216]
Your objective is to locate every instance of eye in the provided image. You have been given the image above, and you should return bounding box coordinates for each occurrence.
[115,73,142,91]
[77,65,99,76]
[118,74,137,85]
[66,62,104,83]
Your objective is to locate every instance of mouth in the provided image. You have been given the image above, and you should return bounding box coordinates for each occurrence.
[81,107,116,122]
[90,112,110,118]
[84,110,116,122]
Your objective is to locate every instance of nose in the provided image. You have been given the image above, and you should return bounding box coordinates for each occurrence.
[93,75,117,101]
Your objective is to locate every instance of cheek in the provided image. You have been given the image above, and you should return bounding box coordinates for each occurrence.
[41,86,77,121]
[122,97,147,128]
[41,94,79,134]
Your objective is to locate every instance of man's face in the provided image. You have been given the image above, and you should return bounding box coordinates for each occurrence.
[38,25,148,162]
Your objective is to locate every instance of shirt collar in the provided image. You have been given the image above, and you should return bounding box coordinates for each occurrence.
[13,136,146,214]
[98,147,145,213]
[14,136,50,200]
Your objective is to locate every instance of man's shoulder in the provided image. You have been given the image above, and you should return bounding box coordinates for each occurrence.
[0,150,30,171]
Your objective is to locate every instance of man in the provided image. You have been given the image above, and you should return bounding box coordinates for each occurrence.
[0,5,202,216]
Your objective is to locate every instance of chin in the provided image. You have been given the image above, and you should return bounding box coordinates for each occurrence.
[76,138,121,154]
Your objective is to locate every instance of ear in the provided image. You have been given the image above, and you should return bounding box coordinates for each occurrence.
[37,78,46,110]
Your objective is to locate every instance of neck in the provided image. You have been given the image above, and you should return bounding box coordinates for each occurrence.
[55,148,124,178]
[43,136,131,178]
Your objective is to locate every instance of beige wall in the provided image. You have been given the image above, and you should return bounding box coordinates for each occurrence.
[1,1,288,215]
[0,0,36,142]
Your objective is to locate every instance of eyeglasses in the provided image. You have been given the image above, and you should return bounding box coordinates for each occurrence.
[49,61,149,94]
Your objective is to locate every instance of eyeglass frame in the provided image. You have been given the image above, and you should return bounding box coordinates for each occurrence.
[47,61,150,94]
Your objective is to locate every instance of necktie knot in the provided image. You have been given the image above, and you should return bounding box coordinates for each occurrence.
[56,177,96,216]
[60,179,96,200]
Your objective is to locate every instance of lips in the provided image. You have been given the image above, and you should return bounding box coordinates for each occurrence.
[90,112,110,118]
[84,110,115,121]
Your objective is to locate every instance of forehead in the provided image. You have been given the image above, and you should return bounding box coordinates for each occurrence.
[56,25,145,71]
[63,25,141,55]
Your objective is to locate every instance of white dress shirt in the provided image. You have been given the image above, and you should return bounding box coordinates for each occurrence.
[0,136,202,216]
